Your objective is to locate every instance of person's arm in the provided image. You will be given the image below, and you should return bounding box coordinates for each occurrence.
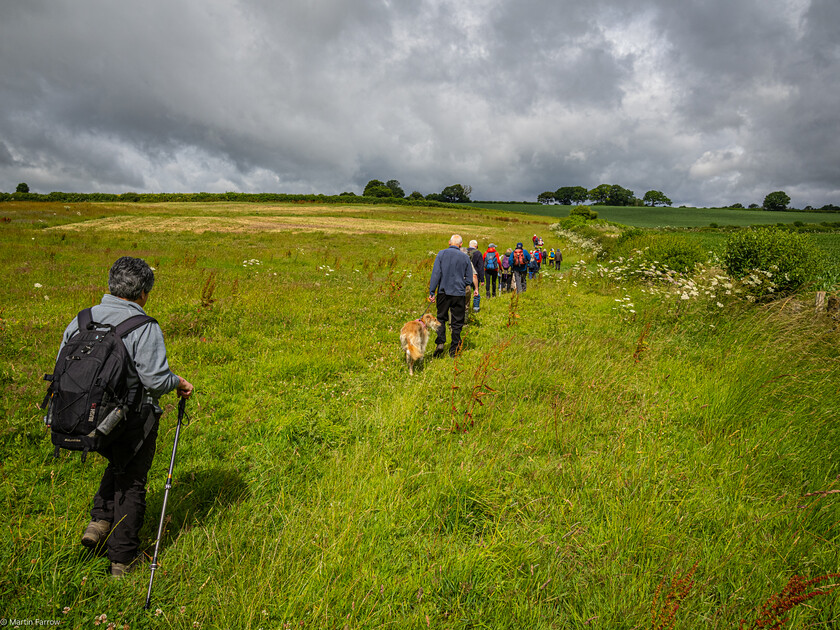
[429,254,442,301]
[129,323,185,399]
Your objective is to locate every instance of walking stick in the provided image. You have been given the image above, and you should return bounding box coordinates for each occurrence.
[144,396,186,610]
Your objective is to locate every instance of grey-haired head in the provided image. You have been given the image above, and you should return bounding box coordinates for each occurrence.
[108,257,155,300]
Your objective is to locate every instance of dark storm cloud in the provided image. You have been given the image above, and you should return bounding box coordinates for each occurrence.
[0,0,837,206]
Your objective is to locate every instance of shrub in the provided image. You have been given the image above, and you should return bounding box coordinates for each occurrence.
[614,233,707,273]
[722,228,823,296]
[570,205,598,221]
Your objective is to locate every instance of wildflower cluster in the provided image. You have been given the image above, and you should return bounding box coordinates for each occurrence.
[571,249,760,312]
[242,259,261,267]
[33,282,50,300]
[612,295,636,321]
[739,268,779,300]
[550,225,603,255]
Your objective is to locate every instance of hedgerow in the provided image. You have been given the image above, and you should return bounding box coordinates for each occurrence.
[722,227,824,296]
[0,190,465,208]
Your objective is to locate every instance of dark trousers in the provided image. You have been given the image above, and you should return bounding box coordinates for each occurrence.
[435,292,467,357]
[500,272,512,292]
[485,270,498,297]
[91,416,159,564]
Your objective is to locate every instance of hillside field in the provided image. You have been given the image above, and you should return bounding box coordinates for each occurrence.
[1,201,839,629]
[470,201,840,228]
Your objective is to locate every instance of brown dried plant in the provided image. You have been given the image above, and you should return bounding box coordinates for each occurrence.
[634,321,652,363]
[739,573,840,629]
[378,269,406,296]
[650,562,698,630]
[200,271,217,308]
[450,337,510,432]
[183,253,198,268]
[506,290,520,327]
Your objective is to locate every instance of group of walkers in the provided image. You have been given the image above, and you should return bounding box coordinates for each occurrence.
[429,233,562,358]
[466,233,562,302]
[47,240,561,578]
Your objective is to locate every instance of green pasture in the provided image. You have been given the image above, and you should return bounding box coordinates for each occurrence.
[1,202,839,629]
[471,201,840,228]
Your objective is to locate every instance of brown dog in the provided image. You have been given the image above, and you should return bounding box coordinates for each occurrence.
[400,312,441,375]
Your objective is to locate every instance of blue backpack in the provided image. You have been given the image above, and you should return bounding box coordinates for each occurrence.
[485,251,498,270]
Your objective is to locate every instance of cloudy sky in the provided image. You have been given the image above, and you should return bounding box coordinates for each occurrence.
[1,0,838,207]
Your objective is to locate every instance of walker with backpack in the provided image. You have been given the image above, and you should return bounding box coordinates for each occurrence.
[41,306,188,608]
[485,249,499,271]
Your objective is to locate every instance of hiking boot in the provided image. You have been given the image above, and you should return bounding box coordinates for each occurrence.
[110,558,141,578]
[433,343,445,358]
[81,520,112,549]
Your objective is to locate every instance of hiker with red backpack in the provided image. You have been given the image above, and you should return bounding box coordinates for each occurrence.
[510,242,531,293]
[483,243,501,298]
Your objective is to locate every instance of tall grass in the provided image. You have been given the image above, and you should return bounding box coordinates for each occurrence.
[1,203,838,628]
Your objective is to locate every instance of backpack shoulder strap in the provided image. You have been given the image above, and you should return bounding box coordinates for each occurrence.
[115,314,157,338]
[77,308,94,331]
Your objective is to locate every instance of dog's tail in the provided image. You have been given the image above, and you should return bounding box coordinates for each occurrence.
[402,337,423,361]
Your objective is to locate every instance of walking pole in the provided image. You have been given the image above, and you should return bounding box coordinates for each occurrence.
[144,396,186,610]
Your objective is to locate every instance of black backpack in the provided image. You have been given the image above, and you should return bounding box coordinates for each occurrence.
[42,308,155,461]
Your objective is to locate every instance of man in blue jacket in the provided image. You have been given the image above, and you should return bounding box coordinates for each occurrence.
[429,235,476,357]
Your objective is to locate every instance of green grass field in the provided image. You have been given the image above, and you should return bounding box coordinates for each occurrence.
[471,202,840,228]
[1,202,839,629]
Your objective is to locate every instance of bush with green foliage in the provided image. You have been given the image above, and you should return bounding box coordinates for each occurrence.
[613,233,707,273]
[722,227,823,295]
[570,205,598,221]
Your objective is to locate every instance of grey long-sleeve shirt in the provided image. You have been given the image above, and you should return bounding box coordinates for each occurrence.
[58,294,180,405]
[429,245,474,297]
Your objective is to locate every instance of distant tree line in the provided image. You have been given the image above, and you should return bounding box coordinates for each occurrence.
[727,191,840,213]
[540,185,840,213]
[537,185,672,207]
[0,183,471,207]
[359,180,473,203]
[6,181,840,213]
